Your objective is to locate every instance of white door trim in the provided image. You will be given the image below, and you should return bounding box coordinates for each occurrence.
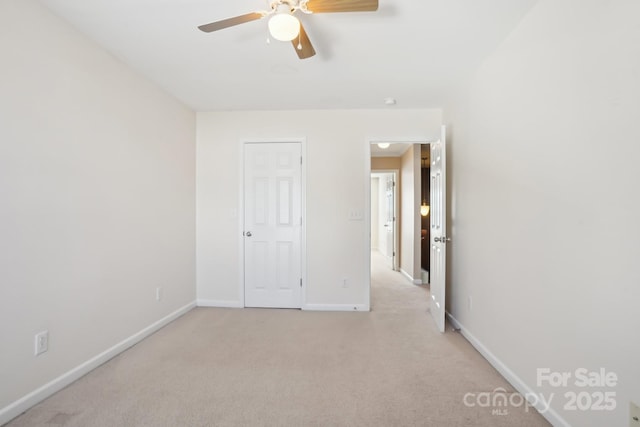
[238,138,307,308]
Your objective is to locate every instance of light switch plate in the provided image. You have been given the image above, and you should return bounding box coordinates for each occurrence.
[348,209,363,221]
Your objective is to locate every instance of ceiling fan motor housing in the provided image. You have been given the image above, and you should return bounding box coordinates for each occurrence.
[270,0,312,15]
[271,0,293,12]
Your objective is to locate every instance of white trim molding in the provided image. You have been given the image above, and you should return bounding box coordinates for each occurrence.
[197,299,243,308]
[400,268,423,285]
[446,312,570,427]
[303,304,370,312]
[0,301,196,426]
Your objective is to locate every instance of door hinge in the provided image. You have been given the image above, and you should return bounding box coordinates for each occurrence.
[300,278,303,287]
[300,156,303,165]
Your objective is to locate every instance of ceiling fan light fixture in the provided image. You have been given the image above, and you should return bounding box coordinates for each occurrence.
[268,13,300,42]
[198,0,380,60]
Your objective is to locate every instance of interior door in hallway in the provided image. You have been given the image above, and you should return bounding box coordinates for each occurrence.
[244,142,302,308]
[384,174,397,270]
[430,126,448,332]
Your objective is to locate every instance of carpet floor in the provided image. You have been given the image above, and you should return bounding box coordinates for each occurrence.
[6,251,550,426]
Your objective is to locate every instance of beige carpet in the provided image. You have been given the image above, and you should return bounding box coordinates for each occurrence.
[6,251,550,426]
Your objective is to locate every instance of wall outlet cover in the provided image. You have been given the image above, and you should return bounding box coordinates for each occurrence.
[35,331,49,356]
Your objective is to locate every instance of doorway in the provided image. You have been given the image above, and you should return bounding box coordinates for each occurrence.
[369,141,424,283]
[366,132,446,332]
[419,144,431,284]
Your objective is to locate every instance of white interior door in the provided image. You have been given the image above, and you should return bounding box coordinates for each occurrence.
[384,174,397,270]
[244,142,302,308]
[429,126,448,332]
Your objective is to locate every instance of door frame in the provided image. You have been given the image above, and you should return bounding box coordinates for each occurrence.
[370,170,399,271]
[238,138,307,308]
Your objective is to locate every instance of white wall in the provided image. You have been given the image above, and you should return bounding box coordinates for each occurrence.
[400,145,422,282]
[0,1,196,421]
[445,1,640,426]
[197,109,441,309]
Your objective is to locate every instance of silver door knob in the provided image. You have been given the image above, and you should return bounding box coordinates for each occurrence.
[246,231,252,237]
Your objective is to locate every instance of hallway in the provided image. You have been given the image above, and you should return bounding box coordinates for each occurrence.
[370,249,430,314]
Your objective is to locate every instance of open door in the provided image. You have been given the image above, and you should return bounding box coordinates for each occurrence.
[429,126,449,332]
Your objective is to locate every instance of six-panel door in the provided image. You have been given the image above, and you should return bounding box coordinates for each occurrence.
[244,142,302,308]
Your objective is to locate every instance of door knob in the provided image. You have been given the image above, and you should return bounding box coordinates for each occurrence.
[434,236,450,243]
[246,231,252,237]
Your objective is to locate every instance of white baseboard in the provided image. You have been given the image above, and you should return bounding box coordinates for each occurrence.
[400,269,423,285]
[196,300,370,312]
[446,313,570,427]
[0,301,196,426]
[303,304,370,312]
[421,269,429,285]
[196,299,243,308]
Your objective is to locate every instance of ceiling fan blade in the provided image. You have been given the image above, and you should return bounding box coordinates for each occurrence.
[304,0,378,13]
[198,12,264,33]
[293,23,316,59]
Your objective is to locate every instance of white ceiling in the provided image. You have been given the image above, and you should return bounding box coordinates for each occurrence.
[370,142,412,158]
[37,0,537,111]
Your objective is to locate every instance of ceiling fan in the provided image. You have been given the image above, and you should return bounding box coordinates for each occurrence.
[198,0,378,60]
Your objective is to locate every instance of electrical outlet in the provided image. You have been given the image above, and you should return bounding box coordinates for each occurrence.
[34,331,48,356]
[468,295,473,311]
[156,287,162,301]
[342,278,348,288]
[631,401,640,427]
